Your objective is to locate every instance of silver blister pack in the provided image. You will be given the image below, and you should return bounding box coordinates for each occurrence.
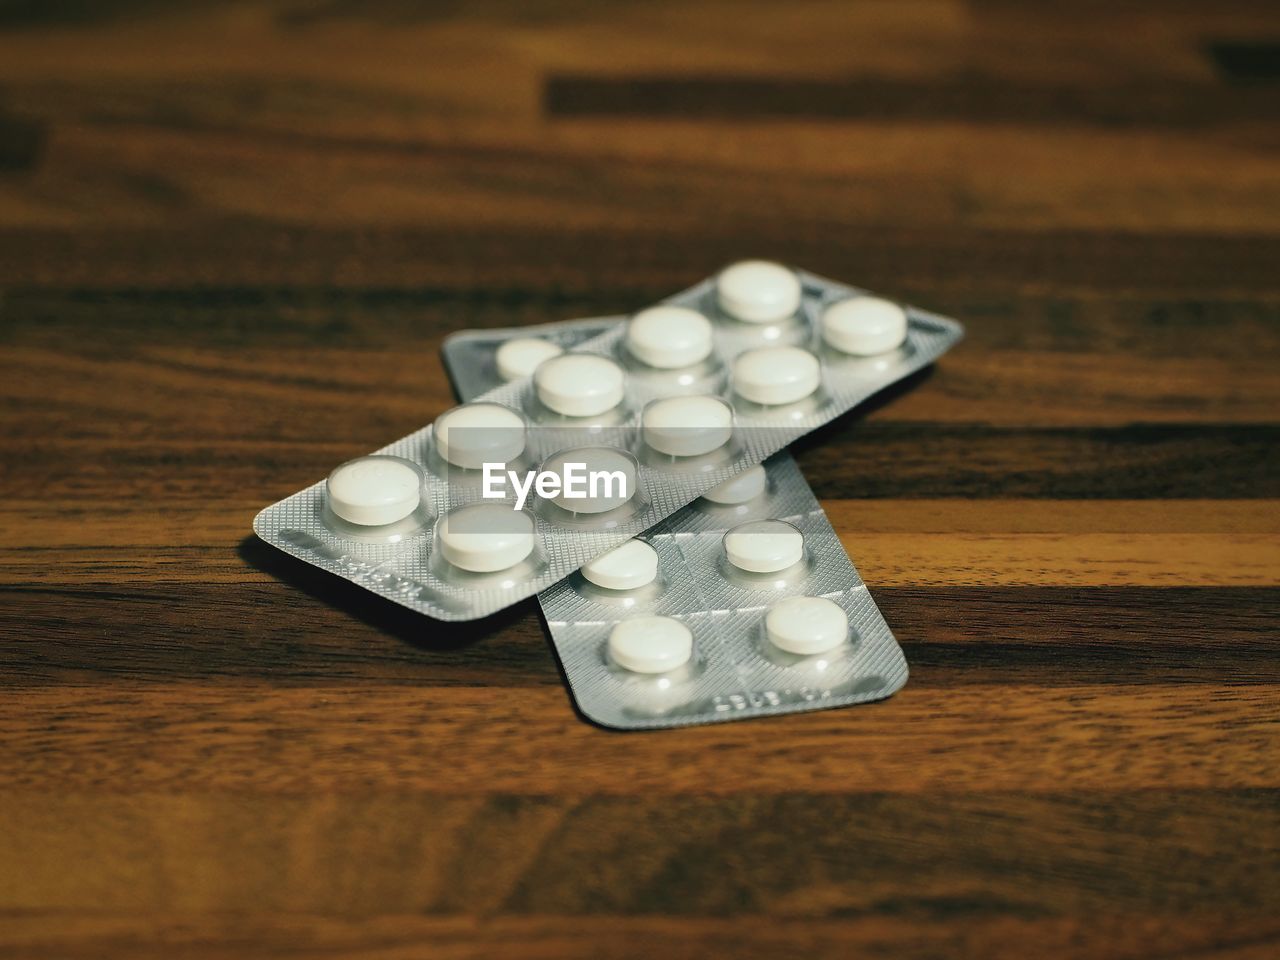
[448,320,907,728]
[253,265,964,622]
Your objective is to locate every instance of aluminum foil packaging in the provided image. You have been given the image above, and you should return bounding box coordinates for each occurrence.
[253,263,964,622]
[446,318,908,729]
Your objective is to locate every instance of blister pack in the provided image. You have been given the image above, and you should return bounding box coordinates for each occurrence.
[253,261,964,622]
[445,317,908,729]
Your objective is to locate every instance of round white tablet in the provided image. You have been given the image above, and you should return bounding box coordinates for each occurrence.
[724,519,804,573]
[438,503,535,573]
[582,539,659,591]
[626,306,714,369]
[540,447,637,514]
[642,396,732,457]
[495,337,563,381]
[821,296,908,356]
[733,346,820,405]
[534,354,626,417]
[326,456,422,526]
[434,403,526,469]
[766,596,849,655]
[608,616,693,674]
[701,464,768,505]
[716,260,802,323]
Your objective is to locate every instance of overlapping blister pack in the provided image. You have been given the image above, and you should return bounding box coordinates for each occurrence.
[253,263,964,627]
[445,317,909,728]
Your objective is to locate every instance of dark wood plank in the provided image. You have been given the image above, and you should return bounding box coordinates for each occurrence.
[2,584,1276,687]
[1206,40,1280,81]
[545,74,1280,125]
[792,422,1280,498]
[1,227,1278,295]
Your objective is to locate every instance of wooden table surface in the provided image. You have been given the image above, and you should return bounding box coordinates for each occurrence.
[2,2,1278,958]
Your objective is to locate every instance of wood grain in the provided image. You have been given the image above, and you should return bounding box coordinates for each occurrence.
[2,684,1277,794]
[0,1,1277,957]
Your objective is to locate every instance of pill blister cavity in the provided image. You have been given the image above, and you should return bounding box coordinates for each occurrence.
[535,354,626,417]
[821,296,908,356]
[626,306,714,369]
[642,395,733,458]
[438,502,535,573]
[716,260,802,324]
[765,596,850,656]
[434,402,526,469]
[326,456,423,527]
[582,538,659,591]
[608,616,694,674]
[732,346,820,406]
[700,464,768,506]
[537,446,642,524]
[496,337,563,382]
[724,519,805,574]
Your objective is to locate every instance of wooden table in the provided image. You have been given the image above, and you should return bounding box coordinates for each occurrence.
[2,3,1277,957]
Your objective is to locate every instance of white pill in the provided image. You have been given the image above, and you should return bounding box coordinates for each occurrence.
[608,616,693,674]
[701,464,768,505]
[716,260,802,323]
[766,596,849,655]
[822,297,908,356]
[438,503,535,572]
[642,396,732,457]
[534,354,626,417]
[540,447,637,514]
[582,539,659,591]
[434,403,526,469]
[733,346,820,405]
[495,337,563,381]
[626,306,714,369]
[326,456,421,526]
[724,519,804,573]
